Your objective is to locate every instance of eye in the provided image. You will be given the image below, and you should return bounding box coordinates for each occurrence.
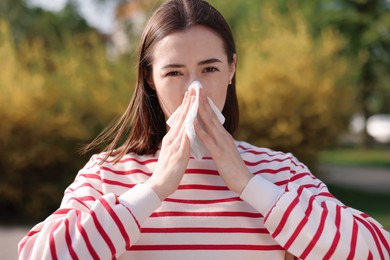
[165,71,183,77]
[203,66,219,73]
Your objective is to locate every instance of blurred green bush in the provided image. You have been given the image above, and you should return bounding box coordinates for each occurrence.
[237,8,354,167]
[0,20,134,221]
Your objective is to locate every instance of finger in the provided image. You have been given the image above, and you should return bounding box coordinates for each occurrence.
[179,93,196,125]
[168,93,196,145]
[197,89,224,138]
[199,88,221,124]
[188,84,197,96]
[193,117,218,153]
[196,118,234,157]
[169,91,190,131]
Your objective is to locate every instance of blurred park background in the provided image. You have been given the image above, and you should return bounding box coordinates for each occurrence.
[1,0,390,243]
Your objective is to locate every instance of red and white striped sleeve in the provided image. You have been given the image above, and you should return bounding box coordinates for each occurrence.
[241,154,390,260]
[18,154,161,260]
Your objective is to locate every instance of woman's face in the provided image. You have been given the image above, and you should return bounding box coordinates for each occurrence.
[150,25,236,120]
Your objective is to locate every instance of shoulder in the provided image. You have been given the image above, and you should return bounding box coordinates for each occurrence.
[235,141,310,184]
[235,140,307,169]
[81,151,158,173]
[235,140,292,160]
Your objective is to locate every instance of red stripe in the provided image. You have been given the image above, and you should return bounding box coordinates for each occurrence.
[368,250,373,260]
[78,174,101,180]
[237,145,284,157]
[99,197,131,249]
[75,211,99,259]
[164,197,241,204]
[19,230,40,254]
[284,194,316,249]
[346,219,359,259]
[66,197,89,210]
[78,196,96,202]
[300,206,329,259]
[90,207,116,258]
[53,208,73,215]
[370,221,390,254]
[317,192,335,198]
[291,159,306,169]
[185,169,219,175]
[254,166,290,175]
[84,156,101,169]
[129,244,284,251]
[243,157,289,166]
[115,157,157,164]
[196,156,213,160]
[151,211,262,218]
[301,182,323,190]
[18,238,30,255]
[122,205,141,230]
[64,218,78,259]
[274,179,289,186]
[25,230,39,237]
[323,204,341,259]
[85,162,99,170]
[290,172,314,182]
[177,184,229,190]
[49,222,62,260]
[67,183,103,195]
[141,227,268,233]
[270,188,301,237]
[101,179,136,189]
[355,217,385,259]
[100,166,152,176]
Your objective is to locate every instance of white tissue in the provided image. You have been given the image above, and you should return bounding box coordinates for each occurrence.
[166,81,225,159]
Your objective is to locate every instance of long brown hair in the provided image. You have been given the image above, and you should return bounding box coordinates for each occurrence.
[83,0,239,162]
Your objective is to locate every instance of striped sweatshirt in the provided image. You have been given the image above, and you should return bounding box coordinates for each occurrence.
[19,141,390,259]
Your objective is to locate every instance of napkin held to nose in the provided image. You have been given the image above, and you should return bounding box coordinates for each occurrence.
[166,81,225,159]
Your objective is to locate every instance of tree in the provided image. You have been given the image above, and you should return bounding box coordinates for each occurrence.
[237,7,353,167]
[0,0,91,49]
[316,0,390,146]
[0,17,133,221]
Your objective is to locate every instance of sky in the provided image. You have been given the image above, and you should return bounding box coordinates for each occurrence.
[27,0,119,33]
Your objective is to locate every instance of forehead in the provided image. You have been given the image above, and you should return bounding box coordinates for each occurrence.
[152,25,227,65]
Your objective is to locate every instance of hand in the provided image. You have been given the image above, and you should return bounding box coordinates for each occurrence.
[194,88,253,194]
[144,90,195,200]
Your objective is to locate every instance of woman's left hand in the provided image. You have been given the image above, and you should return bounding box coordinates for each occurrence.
[194,88,254,195]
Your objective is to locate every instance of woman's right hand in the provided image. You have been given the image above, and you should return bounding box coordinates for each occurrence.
[144,90,194,200]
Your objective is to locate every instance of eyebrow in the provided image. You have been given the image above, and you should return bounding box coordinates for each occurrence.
[161,58,222,70]
[198,58,222,65]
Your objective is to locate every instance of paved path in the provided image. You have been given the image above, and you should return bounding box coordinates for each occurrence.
[2,165,389,259]
[0,226,30,260]
[319,164,390,194]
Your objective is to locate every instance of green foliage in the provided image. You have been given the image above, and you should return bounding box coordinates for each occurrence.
[236,7,354,166]
[0,20,134,222]
[320,148,390,167]
[310,0,390,145]
[210,0,262,31]
[1,0,91,49]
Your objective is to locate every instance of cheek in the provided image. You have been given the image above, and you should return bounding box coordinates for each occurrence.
[206,84,229,111]
[155,85,186,117]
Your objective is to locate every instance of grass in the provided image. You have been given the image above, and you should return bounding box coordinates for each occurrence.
[319,147,390,167]
[327,184,390,231]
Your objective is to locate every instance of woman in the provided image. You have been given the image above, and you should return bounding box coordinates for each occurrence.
[19,0,390,259]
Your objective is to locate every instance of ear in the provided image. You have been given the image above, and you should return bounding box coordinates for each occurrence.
[229,54,237,83]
